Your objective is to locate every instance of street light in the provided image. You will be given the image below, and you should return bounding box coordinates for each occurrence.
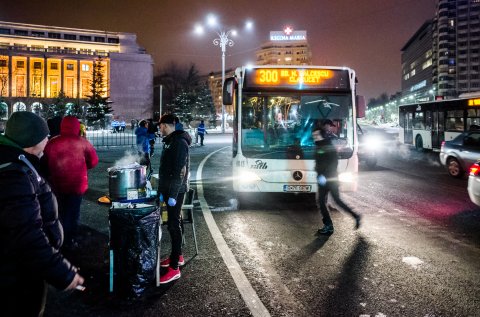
[195,14,253,133]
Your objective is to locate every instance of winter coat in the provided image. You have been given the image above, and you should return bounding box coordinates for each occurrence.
[135,126,151,154]
[197,123,206,135]
[158,130,191,199]
[0,135,76,292]
[314,136,338,179]
[42,116,98,195]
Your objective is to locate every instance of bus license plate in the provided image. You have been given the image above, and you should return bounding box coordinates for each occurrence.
[283,185,311,192]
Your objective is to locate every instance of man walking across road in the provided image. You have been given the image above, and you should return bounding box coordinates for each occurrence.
[314,119,361,235]
[197,120,207,146]
[157,114,191,284]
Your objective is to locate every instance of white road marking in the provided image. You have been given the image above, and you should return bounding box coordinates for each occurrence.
[402,256,424,269]
[196,146,271,317]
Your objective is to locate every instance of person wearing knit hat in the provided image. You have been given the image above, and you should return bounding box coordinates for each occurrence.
[4,111,50,151]
[0,112,84,316]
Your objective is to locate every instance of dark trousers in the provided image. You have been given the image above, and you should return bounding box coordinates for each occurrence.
[199,134,204,145]
[164,191,185,269]
[2,278,47,317]
[57,194,83,246]
[316,181,357,226]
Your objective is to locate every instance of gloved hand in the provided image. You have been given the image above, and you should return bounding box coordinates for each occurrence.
[167,197,177,206]
[317,175,327,186]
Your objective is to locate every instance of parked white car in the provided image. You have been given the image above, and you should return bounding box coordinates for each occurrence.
[467,160,480,206]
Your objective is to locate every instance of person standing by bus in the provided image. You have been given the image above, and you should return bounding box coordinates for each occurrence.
[313,119,361,235]
[157,114,191,284]
[197,120,207,146]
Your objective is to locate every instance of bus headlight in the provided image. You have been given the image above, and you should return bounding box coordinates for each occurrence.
[338,172,355,183]
[238,171,261,183]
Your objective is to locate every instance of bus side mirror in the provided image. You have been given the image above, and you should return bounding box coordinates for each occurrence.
[356,95,366,118]
[223,77,236,106]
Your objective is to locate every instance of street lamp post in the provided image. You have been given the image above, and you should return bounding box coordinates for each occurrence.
[212,30,235,133]
[195,15,253,133]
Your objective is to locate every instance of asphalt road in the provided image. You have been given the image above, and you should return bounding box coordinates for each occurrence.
[45,132,480,316]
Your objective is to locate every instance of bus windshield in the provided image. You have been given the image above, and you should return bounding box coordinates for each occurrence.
[240,93,354,159]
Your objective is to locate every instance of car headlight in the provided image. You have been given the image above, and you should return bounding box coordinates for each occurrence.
[364,136,382,151]
[238,171,261,183]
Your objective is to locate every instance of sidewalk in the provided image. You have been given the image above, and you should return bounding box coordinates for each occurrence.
[44,134,237,316]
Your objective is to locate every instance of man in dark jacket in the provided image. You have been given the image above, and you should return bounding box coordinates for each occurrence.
[0,111,84,316]
[157,114,191,284]
[314,119,361,235]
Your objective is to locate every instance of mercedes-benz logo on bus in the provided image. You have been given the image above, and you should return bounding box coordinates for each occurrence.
[293,171,303,181]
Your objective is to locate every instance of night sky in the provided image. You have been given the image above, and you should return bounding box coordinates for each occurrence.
[0,0,436,100]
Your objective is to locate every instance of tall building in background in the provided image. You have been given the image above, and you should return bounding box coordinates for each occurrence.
[401,0,480,101]
[401,20,434,102]
[0,21,153,124]
[255,27,312,66]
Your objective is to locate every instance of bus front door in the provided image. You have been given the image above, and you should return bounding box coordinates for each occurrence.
[432,111,444,149]
[404,112,413,144]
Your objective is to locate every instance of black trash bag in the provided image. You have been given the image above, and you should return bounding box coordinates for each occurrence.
[109,205,160,297]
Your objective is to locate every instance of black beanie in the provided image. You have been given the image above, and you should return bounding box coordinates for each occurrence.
[5,111,50,148]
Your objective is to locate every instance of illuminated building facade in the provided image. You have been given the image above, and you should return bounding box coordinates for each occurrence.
[0,21,153,125]
[432,0,480,98]
[401,20,434,102]
[401,1,480,101]
[255,27,312,66]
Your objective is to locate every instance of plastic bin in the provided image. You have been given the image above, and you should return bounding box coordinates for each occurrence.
[108,203,161,297]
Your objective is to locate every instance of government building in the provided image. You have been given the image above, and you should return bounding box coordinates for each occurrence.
[0,20,153,127]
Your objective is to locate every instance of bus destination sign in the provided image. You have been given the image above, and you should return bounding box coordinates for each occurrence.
[244,68,350,90]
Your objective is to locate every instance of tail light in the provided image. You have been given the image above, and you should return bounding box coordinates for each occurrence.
[469,162,480,176]
[440,141,445,151]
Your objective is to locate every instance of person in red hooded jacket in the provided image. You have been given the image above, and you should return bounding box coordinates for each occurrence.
[42,116,98,250]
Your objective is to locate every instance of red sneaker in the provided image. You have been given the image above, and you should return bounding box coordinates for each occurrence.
[160,255,185,268]
[159,267,181,284]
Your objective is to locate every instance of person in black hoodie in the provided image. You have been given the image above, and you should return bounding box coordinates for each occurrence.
[0,112,84,316]
[157,114,191,284]
[314,119,361,235]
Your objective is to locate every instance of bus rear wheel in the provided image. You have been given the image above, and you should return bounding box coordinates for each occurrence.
[447,158,464,178]
[415,135,424,152]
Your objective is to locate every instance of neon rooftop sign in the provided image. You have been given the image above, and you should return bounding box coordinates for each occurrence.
[270,26,307,41]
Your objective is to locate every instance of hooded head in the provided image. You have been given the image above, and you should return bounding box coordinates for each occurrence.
[60,116,80,136]
[5,111,50,148]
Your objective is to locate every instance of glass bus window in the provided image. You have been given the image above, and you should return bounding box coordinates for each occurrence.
[425,111,432,130]
[467,117,480,130]
[240,93,353,159]
[413,112,425,129]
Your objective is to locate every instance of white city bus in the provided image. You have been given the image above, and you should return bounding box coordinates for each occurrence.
[398,97,480,151]
[222,65,365,203]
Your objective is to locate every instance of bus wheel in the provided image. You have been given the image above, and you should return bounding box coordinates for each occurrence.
[447,158,464,178]
[415,135,424,151]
